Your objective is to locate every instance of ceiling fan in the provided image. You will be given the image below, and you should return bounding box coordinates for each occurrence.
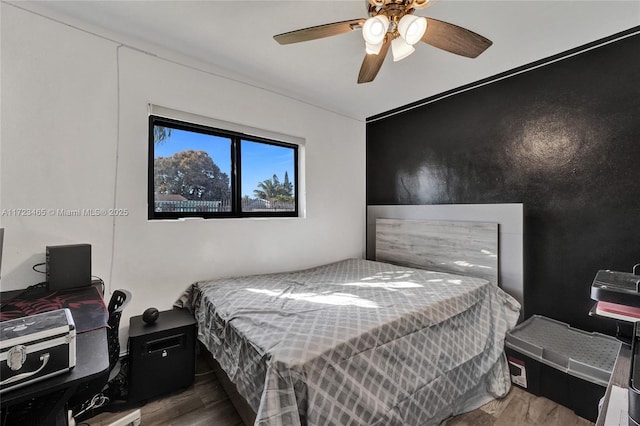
[273,0,492,84]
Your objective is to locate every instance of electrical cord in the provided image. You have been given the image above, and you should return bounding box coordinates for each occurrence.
[195,369,214,377]
[0,282,48,309]
[1,264,106,312]
[1,272,105,310]
[32,262,46,273]
[92,276,105,294]
[73,393,109,419]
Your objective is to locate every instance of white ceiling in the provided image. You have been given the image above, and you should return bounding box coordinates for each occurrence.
[16,1,640,121]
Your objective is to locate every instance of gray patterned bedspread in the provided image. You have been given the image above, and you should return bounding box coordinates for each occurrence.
[176,258,520,425]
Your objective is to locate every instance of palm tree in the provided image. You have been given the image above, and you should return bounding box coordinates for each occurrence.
[253,176,279,200]
[253,174,294,208]
[154,126,172,144]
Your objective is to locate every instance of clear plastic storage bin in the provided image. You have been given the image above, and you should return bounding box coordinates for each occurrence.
[505,315,621,422]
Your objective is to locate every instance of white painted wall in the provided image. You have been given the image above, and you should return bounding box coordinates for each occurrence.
[0,4,366,344]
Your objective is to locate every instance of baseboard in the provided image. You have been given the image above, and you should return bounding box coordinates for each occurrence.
[106,409,141,426]
[68,409,141,426]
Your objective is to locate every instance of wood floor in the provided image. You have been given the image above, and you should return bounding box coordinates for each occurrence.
[444,387,594,426]
[83,354,594,426]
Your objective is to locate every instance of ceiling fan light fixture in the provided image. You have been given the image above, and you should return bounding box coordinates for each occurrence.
[397,15,427,45]
[391,36,415,62]
[365,41,384,55]
[411,0,431,9]
[362,15,390,45]
[274,2,493,84]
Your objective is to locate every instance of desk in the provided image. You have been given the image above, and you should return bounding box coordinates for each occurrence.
[0,289,109,426]
[596,343,631,426]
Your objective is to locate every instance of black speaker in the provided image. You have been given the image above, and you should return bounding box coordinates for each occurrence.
[46,244,91,291]
[128,309,196,403]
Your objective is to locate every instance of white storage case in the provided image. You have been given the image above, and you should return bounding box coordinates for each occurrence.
[0,308,76,393]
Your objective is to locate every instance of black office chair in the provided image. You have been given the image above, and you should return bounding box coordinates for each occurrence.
[70,289,131,422]
[106,289,131,371]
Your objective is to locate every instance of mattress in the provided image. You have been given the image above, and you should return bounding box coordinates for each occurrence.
[176,258,520,425]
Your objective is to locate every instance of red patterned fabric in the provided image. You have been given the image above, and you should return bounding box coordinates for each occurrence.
[0,285,108,333]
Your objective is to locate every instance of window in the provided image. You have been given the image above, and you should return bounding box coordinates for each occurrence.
[149,115,298,219]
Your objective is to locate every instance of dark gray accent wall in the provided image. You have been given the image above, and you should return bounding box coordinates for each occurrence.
[366,27,640,334]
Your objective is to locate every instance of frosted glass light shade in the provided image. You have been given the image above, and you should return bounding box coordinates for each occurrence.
[365,41,384,55]
[391,37,415,61]
[397,15,427,45]
[362,15,390,45]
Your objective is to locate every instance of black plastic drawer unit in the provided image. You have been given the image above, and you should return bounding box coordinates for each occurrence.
[128,308,196,403]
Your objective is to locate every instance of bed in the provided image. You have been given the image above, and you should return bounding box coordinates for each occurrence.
[176,219,521,425]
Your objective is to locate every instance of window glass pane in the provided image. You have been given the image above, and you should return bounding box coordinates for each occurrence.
[241,140,295,213]
[153,125,232,213]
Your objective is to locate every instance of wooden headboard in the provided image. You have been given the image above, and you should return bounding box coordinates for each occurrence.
[375,218,499,285]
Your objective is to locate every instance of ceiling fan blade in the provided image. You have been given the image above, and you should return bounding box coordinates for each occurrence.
[274,19,366,45]
[357,35,391,84]
[421,17,492,58]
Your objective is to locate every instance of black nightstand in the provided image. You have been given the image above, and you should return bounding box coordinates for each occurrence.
[128,308,196,403]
